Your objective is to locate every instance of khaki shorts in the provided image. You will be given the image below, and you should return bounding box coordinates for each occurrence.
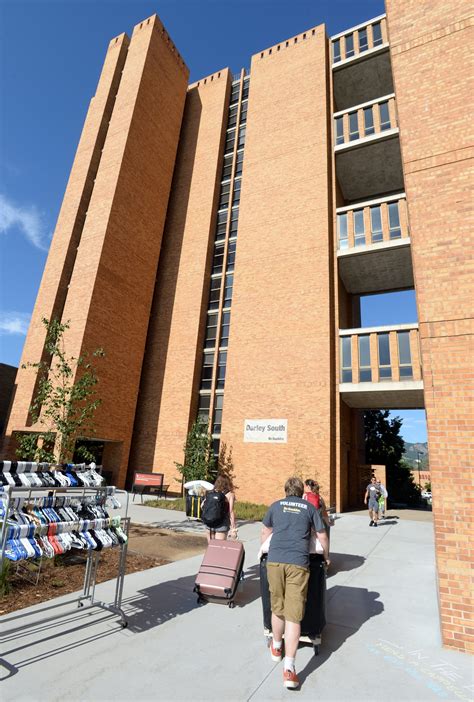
[266,562,310,623]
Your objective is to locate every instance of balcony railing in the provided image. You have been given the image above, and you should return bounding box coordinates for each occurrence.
[337,194,409,251]
[334,95,397,148]
[339,325,422,384]
[332,15,388,66]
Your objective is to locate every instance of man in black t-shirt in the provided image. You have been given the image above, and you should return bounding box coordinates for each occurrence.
[261,476,329,689]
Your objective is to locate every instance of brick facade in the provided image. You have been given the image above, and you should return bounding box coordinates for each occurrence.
[386,0,473,653]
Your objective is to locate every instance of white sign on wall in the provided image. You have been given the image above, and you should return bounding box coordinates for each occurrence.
[244,419,288,443]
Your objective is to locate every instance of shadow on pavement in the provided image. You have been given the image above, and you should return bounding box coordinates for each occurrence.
[377,519,399,526]
[298,585,384,688]
[327,552,365,576]
[123,563,262,632]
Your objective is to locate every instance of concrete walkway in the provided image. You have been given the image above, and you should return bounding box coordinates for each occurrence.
[1,500,472,701]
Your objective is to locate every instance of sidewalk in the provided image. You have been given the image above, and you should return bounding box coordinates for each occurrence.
[1,502,472,701]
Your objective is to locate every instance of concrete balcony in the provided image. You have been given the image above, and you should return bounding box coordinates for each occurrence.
[339,324,424,409]
[336,193,413,294]
[331,15,393,111]
[334,95,403,201]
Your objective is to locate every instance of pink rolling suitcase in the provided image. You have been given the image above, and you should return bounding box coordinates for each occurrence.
[194,540,245,608]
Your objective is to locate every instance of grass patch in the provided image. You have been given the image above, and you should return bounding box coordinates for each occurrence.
[145,497,268,521]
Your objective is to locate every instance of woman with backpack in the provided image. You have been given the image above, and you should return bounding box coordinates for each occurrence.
[201,474,237,542]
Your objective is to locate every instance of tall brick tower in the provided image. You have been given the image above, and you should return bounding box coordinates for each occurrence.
[3,16,189,484]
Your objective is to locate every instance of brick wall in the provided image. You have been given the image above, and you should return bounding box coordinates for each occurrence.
[220,26,334,505]
[129,70,231,491]
[386,0,474,653]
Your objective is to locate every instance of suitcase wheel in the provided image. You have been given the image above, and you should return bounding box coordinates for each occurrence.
[197,595,205,605]
[228,601,235,609]
[313,644,319,656]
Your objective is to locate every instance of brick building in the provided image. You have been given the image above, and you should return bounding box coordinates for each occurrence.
[2,2,472,651]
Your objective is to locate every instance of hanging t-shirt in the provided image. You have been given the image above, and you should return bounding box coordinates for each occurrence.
[262,496,325,568]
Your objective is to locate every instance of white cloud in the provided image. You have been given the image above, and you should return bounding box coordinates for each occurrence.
[0,193,49,250]
[0,311,31,336]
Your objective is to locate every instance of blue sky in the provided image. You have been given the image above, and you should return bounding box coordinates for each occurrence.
[0,0,426,443]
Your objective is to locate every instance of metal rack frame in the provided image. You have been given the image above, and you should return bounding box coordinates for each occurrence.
[0,483,130,634]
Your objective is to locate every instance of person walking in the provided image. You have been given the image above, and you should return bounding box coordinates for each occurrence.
[303,479,331,528]
[377,481,388,519]
[261,476,329,689]
[364,476,380,527]
[201,474,237,542]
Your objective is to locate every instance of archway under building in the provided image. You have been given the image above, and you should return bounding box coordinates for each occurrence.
[340,407,428,513]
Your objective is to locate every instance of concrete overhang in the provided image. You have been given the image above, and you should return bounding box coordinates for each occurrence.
[332,45,394,111]
[338,238,413,294]
[335,131,404,202]
[340,380,424,409]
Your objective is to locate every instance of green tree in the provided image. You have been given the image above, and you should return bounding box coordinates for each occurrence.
[217,442,236,487]
[364,410,420,505]
[16,318,104,464]
[174,419,215,486]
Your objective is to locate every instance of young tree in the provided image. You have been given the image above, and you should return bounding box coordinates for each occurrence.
[364,410,420,505]
[217,442,236,487]
[16,318,104,464]
[174,419,215,485]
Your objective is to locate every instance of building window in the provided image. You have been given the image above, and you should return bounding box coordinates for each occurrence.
[335,116,344,145]
[200,352,214,390]
[239,101,248,124]
[208,276,221,310]
[372,22,383,47]
[238,125,246,149]
[215,211,228,243]
[397,331,413,378]
[216,351,227,390]
[226,241,236,272]
[197,393,211,423]
[228,104,238,129]
[388,202,401,239]
[358,27,368,52]
[224,274,233,308]
[213,394,224,433]
[230,82,240,104]
[337,213,348,249]
[235,151,244,175]
[378,333,392,379]
[345,33,354,58]
[354,209,366,246]
[379,101,391,131]
[205,313,218,348]
[222,154,233,180]
[230,207,239,237]
[212,244,225,276]
[349,112,359,141]
[364,106,375,136]
[358,335,372,382]
[341,336,352,382]
[232,178,242,206]
[242,79,249,100]
[219,181,231,209]
[333,38,341,63]
[212,438,221,459]
[225,129,235,154]
[370,205,383,243]
[220,311,231,347]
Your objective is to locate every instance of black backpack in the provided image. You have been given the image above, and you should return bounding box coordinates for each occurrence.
[201,490,227,528]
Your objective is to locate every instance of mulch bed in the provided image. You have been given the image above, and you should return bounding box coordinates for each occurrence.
[0,525,207,616]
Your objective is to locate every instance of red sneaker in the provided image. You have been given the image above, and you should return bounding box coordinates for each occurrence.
[270,641,283,662]
[283,669,300,689]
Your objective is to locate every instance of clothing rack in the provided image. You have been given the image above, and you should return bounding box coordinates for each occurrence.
[0,473,130,634]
